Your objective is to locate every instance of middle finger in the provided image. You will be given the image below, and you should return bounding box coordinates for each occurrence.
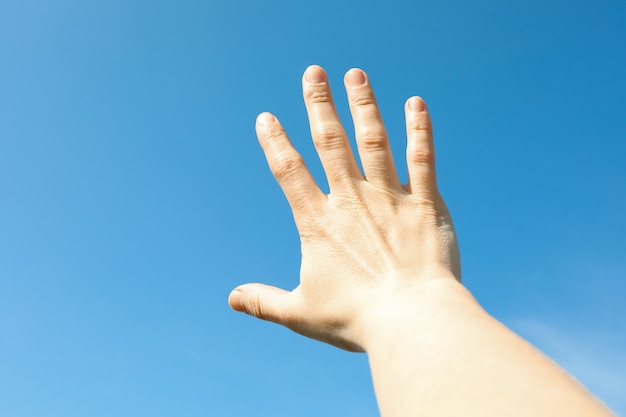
[302,65,362,192]
[344,68,400,190]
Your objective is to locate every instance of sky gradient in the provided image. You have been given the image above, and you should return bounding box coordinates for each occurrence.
[1,0,625,415]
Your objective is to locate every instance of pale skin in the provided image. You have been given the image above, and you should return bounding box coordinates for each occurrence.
[228,65,615,416]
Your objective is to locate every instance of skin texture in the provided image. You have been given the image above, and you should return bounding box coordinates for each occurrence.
[228,65,615,417]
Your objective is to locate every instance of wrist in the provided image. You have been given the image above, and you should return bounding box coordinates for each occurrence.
[353,277,483,353]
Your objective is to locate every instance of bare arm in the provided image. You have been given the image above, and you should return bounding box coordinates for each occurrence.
[228,65,615,417]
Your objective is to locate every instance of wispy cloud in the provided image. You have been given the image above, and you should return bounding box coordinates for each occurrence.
[509,317,626,415]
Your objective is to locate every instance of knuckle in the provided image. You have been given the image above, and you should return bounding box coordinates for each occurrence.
[297,216,327,241]
[409,115,432,132]
[351,93,376,108]
[409,148,435,165]
[329,192,364,211]
[262,126,285,145]
[410,194,438,209]
[272,152,306,181]
[358,128,388,151]
[304,86,332,104]
[257,118,286,145]
[314,127,346,151]
[246,292,265,320]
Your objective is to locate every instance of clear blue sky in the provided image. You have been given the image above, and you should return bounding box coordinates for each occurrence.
[1,0,625,415]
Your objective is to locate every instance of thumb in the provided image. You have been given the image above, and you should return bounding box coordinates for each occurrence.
[228,283,296,325]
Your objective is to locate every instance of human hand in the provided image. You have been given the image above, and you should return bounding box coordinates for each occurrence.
[228,65,461,352]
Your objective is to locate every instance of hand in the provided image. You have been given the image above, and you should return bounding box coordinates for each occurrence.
[229,65,461,352]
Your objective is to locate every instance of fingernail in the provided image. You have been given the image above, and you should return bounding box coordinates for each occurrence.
[346,68,366,87]
[304,66,326,84]
[408,97,426,112]
[229,290,245,312]
[257,112,275,125]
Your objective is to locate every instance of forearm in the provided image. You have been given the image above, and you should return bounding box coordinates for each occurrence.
[359,279,615,417]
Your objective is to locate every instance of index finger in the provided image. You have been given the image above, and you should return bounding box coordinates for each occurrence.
[256,112,325,216]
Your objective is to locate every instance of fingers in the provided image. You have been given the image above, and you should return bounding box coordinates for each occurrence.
[405,96,438,198]
[302,66,362,191]
[344,68,401,189]
[229,284,296,326]
[256,112,325,214]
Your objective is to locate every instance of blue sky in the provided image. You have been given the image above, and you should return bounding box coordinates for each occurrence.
[1,0,625,415]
